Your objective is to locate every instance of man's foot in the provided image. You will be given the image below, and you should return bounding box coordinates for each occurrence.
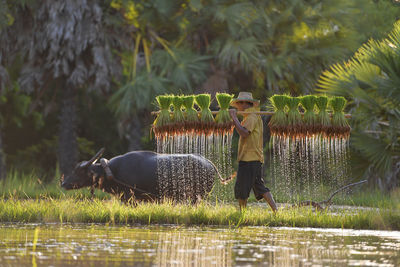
[263,192,278,212]
[238,198,247,212]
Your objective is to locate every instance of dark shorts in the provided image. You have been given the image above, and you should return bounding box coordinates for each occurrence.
[234,161,270,200]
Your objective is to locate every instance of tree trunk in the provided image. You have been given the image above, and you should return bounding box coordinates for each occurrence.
[0,128,6,180]
[58,86,78,177]
[127,113,143,151]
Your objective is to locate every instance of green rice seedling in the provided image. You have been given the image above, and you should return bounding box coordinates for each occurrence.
[316,96,331,137]
[268,95,287,136]
[215,93,234,134]
[300,95,317,136]
[329,96,350,138]
[182,95,199,133]
[171,95,185,134]
[153,95,173,137]
[286,96,302,138]
[195,94,215,135]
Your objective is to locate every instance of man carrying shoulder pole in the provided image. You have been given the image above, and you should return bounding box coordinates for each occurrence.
[229,92,278,212]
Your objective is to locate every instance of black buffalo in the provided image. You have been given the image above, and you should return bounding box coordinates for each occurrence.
[61,148,233,202]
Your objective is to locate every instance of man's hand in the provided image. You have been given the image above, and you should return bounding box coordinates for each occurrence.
[229,109,250,138]
[229,109,237,120]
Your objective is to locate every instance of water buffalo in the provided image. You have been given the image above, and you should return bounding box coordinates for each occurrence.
[61,148,233,202]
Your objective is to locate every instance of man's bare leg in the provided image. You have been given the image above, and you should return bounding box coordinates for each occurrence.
[262,192,278,212]
[238,199,247,211]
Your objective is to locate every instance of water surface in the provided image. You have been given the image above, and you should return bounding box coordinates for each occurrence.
[0,223,399,266]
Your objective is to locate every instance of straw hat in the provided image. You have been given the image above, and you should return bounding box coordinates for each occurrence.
[230,92,260,108]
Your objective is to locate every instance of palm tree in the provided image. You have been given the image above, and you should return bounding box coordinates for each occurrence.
[109,2,211,149]
[317,21,400,191]
[114,0,399,98]
[109,0,398,148]
[3,0,127,176]
[2,0,399,178]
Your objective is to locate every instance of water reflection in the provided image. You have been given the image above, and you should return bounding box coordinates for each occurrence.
[155,231,232,266]
[0,224,399,266]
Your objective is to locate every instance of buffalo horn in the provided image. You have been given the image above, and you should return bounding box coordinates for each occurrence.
[88,147,105,165]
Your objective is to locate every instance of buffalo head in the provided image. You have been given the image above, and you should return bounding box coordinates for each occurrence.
[61,148,105,190]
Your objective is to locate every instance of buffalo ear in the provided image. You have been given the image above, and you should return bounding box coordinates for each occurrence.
[88,148,105,165]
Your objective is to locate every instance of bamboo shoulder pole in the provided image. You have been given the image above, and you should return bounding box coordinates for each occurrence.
[151,110,352,118]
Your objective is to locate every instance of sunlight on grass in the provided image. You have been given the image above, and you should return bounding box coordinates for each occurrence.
[0,172,399,230]
[0,171,110,200]
[1,172,396,208]
[0,197,399,230]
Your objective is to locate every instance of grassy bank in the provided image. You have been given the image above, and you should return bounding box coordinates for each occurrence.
[0,171,110,200]
[1,172,398,208]
[0,198,399,230]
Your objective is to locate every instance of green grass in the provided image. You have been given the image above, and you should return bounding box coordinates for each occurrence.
[271,187,399,208]
[0,171,110,200]
[0,173,399,230]
[0,197,399,230]
[1,172,398,209]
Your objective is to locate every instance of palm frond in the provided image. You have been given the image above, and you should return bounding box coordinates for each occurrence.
[352,133,393,175]
[151,47,211,90]
[109,72,169,117]
[317,20,400,187]
[213,37,261,71]
[213,2,258,37]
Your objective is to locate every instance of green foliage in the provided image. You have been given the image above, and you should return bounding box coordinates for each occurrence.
[0,85,31,127]
[112,0,400,100]
[318,20,400,188]
[7,136,96,182]
[151,48,211,90]
[2,0,400,184]
[0,0,11,30]
[110,73,169,117]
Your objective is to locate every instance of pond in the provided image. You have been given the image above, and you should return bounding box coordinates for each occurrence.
[0,223,399,266]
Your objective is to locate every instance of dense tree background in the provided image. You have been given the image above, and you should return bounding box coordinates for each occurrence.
[0,0,399,189]
[318,20,400,190]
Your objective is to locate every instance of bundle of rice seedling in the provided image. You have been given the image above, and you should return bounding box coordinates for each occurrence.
[153,95,173,137]
[268,95,287,136]
[195,94,215,135]
[171,95,185,134]
[215,93,234,134]
[300,95,317,136]
[286,96,302,138]
[182,95,199,133]
[315,96,331,136]
[329,96,350,138]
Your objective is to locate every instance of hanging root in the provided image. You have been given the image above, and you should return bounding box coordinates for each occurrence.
[292,180,367,211]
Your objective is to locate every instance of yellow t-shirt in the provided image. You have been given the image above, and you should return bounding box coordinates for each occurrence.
[237,107,264,163]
